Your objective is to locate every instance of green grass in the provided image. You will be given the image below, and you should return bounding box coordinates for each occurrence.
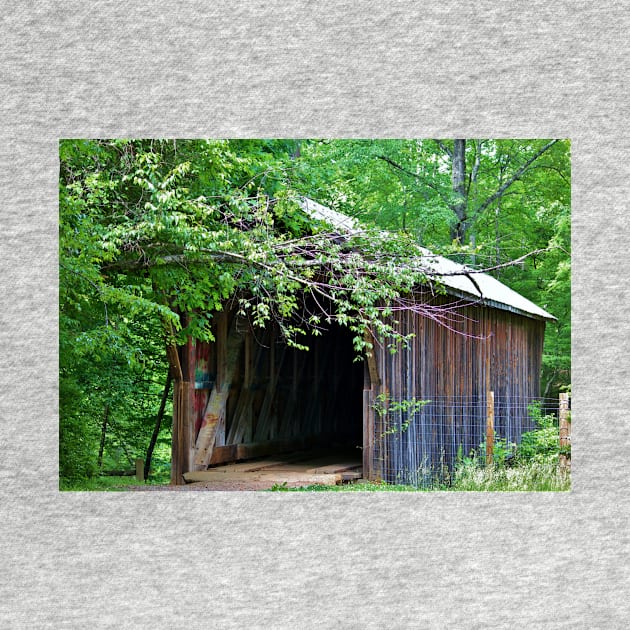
[59,471,171,491]
[446,460,570,492]
[61,460,570,492]
[270,461,571,492]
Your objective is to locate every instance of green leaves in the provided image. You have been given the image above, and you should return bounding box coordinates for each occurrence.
[59,138,571,481]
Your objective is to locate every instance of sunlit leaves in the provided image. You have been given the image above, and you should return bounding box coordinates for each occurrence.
[59,138,571,480]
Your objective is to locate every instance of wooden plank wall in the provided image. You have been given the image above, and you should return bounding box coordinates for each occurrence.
[172,295,546,484]
[371,295,546,484]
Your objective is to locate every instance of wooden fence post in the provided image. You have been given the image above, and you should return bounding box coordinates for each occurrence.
[559,392,570,474]
[486,391,495,466]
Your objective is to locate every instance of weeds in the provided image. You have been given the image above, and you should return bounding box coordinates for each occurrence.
[448,460,570,491]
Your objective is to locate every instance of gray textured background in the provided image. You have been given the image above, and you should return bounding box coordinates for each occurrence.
[1,1,628,628]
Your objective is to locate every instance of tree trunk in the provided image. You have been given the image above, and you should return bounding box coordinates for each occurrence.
[144,372,172,480]
[450,139,467,244]
[97,404,109,469]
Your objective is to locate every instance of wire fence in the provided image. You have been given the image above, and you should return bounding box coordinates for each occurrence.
[372,394,569,487]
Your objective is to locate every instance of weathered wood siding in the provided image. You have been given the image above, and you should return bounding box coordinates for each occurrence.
[172,293,546,484]
[369,296,546,483]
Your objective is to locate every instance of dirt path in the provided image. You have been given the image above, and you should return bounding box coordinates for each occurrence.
[127,479,321,491]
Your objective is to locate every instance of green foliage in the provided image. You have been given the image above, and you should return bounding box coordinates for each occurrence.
[457,435,517,469]
[270,481,290,491]
[269,463,570,491]
[293,139,571,393]
[59,138,570,483]
[516,402,570,463]
[59,469,170,491]
[373,394,430,436]
[446,401,571,491]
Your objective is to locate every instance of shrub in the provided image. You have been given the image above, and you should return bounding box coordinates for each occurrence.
[517,402,567,464]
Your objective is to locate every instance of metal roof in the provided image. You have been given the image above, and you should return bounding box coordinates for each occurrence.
[298,197,555,321]
[299,197,362,234]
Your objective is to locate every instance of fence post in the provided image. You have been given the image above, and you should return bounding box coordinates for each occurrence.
[136,458,145,482]
[486,391,495,466]
[559,393,570,474]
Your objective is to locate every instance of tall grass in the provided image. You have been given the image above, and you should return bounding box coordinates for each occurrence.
[271,460,570,492]
[446,460,570,492]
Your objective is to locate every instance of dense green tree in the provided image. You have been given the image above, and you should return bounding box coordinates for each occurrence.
[290,139,571,395]
[58,140,434,480]
[59,138,570,482]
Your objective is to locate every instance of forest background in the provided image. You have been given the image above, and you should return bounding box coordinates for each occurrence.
[59,138,570,483]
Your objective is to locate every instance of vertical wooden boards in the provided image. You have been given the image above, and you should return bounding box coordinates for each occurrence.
[362,388,371,479]
[254,335,286,441]
[193,312,244,469]
[363,333,380,480]
[216,310,228,390]
[169,315,198,484]
[365,334,380,388]
[371,293,547,484]
[226,327,263,445]
[170,379,187,484]
[362,358,377,481]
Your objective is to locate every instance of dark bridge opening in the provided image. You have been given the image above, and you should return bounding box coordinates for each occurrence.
[282,324,364,451]
[189,317,365,473]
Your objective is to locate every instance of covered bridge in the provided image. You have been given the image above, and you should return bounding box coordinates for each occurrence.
[169,199,555,486]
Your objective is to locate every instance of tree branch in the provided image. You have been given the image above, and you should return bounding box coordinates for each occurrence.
[432,139,453,158]
[476,140,559,215]
[376,155,449,202]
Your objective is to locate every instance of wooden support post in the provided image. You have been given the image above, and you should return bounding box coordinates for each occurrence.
[216,310,228,390]
[559,392,570,474]
[162,311,187,485]
[170,379,186,484]
[135,458,144,482]
[214,312,228,446]
[363,387,372,480]
[193,313,243,468]
[166,344,183,382]
[486,390,495,467]
[363,333,380,481]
